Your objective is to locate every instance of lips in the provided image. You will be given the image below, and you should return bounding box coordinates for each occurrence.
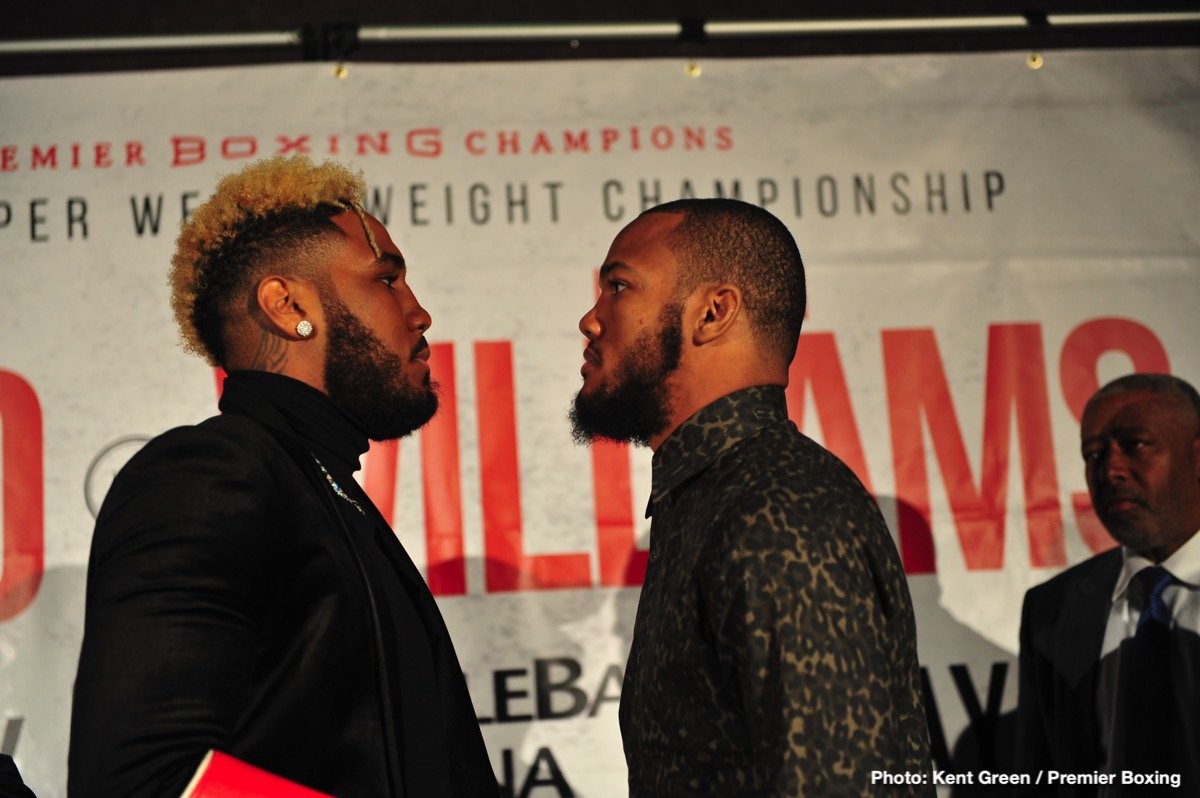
[581,345,601,376]
[412,338,431,362]
[1096,491,1146,516]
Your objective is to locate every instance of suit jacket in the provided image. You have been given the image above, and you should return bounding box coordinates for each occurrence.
[69,377,497,798]
[1015,549,1122,797]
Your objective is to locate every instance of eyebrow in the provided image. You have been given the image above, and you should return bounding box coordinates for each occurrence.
[374,253,406,272]
[1081,425,1153,445]
[598,260,628,280]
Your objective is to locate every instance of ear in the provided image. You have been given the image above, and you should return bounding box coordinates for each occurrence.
[691,284,742,346]
[255,275,320,339]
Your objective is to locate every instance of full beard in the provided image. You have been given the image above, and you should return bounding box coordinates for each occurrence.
[570,302,683,447]
[322,293,438,441]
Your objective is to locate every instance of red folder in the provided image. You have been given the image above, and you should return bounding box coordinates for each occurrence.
[181,751,334,797]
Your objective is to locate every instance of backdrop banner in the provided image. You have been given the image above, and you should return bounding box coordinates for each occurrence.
[1,48,1198,796]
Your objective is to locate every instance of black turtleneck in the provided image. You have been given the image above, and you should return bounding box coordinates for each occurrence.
[219,370,452,796]
[219,370,369,476]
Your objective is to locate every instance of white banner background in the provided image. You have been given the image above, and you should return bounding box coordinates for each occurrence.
[1,49,1198,795]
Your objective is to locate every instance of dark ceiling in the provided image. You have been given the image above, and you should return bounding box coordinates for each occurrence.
[3,0,1198,76]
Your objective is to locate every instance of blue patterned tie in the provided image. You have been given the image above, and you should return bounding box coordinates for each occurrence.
[1115,565,1175,777]
[1135,566,1174,629]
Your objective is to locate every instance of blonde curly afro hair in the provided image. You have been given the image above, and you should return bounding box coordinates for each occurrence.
[170,155,369,366]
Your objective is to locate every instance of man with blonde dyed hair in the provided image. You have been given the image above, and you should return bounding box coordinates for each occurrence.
[69,156,498,797]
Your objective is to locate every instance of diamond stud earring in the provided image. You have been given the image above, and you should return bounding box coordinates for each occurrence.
[296,320,314,338]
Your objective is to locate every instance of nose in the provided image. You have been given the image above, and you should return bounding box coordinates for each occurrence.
[408,291,432,333]
[1098,446,1130,483]
[579,302,600,340]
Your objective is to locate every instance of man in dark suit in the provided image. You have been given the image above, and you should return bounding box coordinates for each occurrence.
[1016,373,1200,795]
[69,156,498,797]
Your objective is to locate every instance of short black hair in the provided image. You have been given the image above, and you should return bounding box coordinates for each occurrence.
[643,198,806,362]
[1088,373,1200,435]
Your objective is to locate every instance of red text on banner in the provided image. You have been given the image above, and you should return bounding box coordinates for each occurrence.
[883,324,1065,574]
[0,370,44,621]
[476,341,593,591]
[785,331,874,493]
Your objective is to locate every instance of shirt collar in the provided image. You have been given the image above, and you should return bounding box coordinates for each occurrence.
[1111,528,1200,603]
[647,385,789,517]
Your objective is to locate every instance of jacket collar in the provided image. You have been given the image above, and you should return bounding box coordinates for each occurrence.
[647,385,788,517]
